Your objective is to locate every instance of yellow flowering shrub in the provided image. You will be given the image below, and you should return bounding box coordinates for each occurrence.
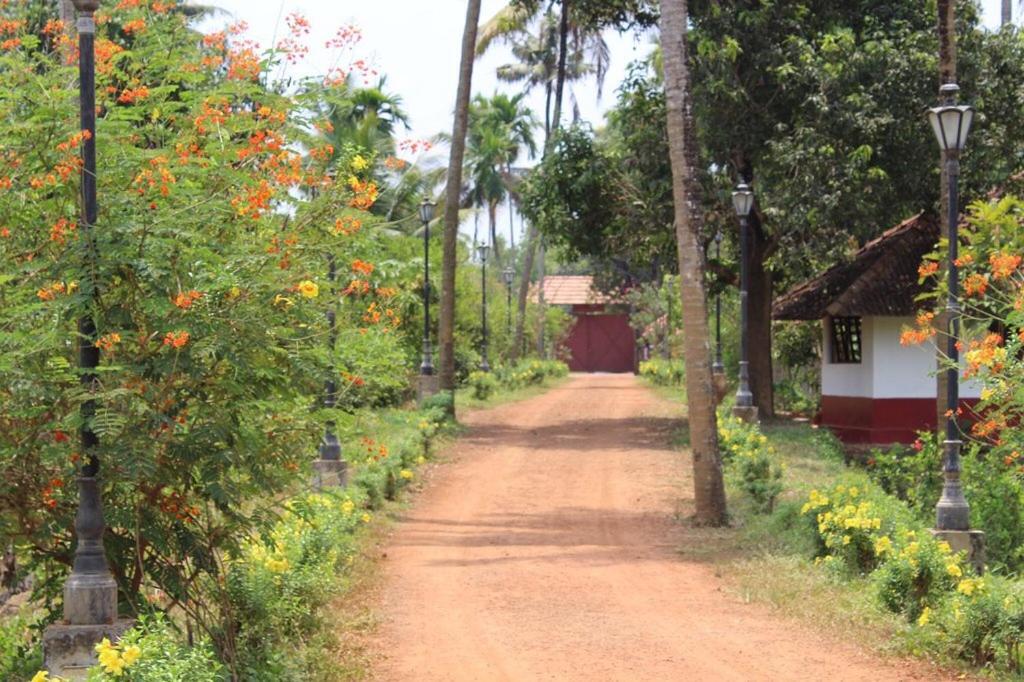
[801,483,904,573]
[718,416,784,513]
[873,530,964,621]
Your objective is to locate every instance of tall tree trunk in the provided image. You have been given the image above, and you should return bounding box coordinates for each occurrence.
[660,0,728,526]
[507,163,516,251]
[488,199,499,259]
[537,239,546,356]
[748,213,775,418]
[1003,0,1012,26]
[511,223,537,362]
[512,0,571,360]
[439,0,483,409]
[935,0,957,431]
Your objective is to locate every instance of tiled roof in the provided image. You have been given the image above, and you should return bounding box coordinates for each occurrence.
[773,213,940,321]
[534,275,613,305]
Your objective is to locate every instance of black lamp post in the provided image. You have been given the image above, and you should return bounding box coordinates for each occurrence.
[64,0,118,629]
[712,231,725,374]
[503,267,514,337]
[419,198,436,375]
[478,244,491,372]
[319,254,341,463]
[928,83,974,531]
[731,183,757,421]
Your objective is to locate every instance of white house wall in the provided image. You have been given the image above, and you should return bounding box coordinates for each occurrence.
[821,316,982,399]
[821,317,874,398]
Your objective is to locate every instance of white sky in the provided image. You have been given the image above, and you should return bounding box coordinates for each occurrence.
[199,0,1006,243]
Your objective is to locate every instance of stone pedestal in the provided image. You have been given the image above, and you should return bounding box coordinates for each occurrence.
[417,375,440,407]
[932,528,986,573]
[311,459,348,490]
[731,405,759,424]
[44,619,133,680]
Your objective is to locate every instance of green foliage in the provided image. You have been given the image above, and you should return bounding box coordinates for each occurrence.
[800,483,914,575]
[718,417,784,513]
[83,615,223,682]
[224,489,365,680]
[638,359,685,387]
[490,359,568,392]
[865,434,1024,575]
[0,613,42,681]
[865,437,942,517]
[469,371,499,401]
[873,531,962,623]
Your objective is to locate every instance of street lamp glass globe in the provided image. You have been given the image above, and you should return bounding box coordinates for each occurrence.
[928,105,974,153]
[732,183,754,217]
[419,197,436,224]
[477,244,490,262]
[503,267,514,285]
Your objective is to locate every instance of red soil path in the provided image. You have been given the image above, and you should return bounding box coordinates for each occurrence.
[368,374,953,681]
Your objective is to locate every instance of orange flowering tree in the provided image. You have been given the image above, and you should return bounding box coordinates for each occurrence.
[0,0,423,654]
[900,193,1024,566]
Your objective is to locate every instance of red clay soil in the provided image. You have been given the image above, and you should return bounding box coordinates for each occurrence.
[368,374,953,681]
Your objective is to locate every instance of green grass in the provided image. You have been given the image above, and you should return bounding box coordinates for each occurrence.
[454,374,569,412]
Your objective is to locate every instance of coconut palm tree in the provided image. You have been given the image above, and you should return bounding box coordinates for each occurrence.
[318,77,411,160]
[439,0,485,409]
[465,93,537,259]
[660,0,727,526]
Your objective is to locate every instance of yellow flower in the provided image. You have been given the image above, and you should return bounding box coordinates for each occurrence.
[298,280,319,299]
[266,557,289,573]
[957,577,985,597]
[32,672,51,682]
[416,455,426,464]
[399,469,414,480]
[873,535,893,556]
[848,486,859,498]
[917,607,931,627]
[340,499,355,515]
[360,512,371,523]
[273,294,293,308]
[121,644,141,667]
[351,155,369,171]
[946,562,963,578]
[97,646,125,676]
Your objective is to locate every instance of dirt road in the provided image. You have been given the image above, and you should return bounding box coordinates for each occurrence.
[369,374,948,681]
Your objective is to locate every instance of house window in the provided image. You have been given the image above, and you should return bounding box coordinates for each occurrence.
[830,316,862,364]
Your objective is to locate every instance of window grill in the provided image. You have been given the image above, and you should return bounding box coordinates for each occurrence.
[830,316,862,364]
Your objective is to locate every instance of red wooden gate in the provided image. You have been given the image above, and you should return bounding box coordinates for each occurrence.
[564,307,635,373]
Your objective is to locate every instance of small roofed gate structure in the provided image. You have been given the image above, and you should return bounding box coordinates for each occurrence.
[542,276,635,373]
[773,214,981,445]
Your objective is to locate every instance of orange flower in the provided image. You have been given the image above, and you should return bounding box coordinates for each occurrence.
[918,260,939,278]
[351,259,375,276]
[334,216,362,236]
[173,290,202,309]
[118,86,150,104]
[163,331,190,348]
[50,218,76,244]
[96,333,122,352]
[123,18,147,35]
[964,273,988,298]
[990,251,1022,280]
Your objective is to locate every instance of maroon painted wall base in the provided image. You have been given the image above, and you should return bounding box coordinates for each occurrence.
[820,395,980,445]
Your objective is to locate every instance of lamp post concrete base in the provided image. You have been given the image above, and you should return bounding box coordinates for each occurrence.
[931,528,985,574]
[44,619,133,680]
[417,375,440,407]
[311,459,348,490]
[731,404,759,424]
